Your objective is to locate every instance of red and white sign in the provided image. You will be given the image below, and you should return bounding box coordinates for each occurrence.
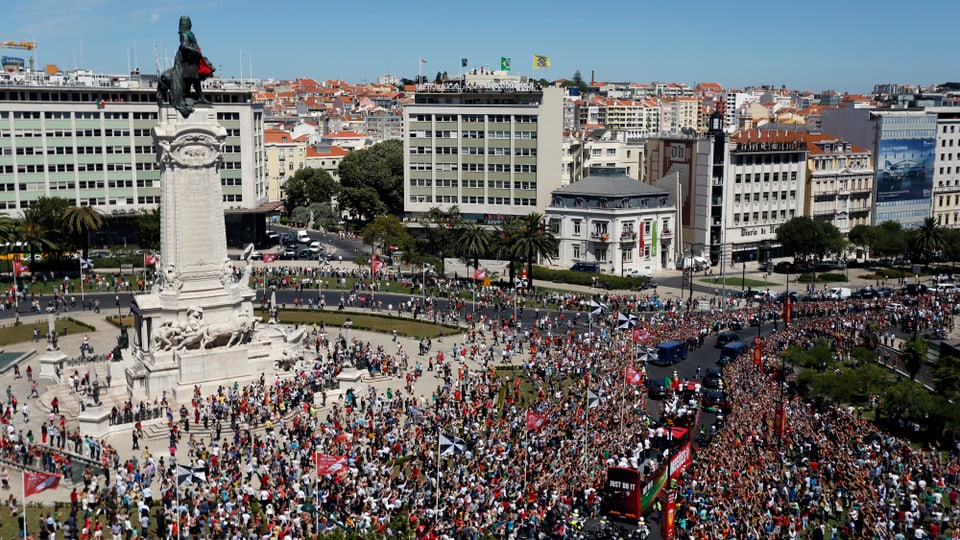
[144,254,158,266]
[474,269,486,280]
[625,365,644,385]
[262,253,276,263]
[313,453,348,476]
[525,410,549,431]
[520,268,528,280]
[24,472,61,497]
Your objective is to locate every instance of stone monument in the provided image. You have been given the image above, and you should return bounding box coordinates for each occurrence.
[125,17,300,400]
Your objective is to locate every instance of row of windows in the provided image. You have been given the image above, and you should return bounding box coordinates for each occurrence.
[411,114,537,123]
[410,146,537,156]
[733,191,797,203]
[733,210,795,224]
[411,179,538,189]
[937,195,960,207]
[732,153,803,166]
[409,195,536,205]
[734,172,799,183]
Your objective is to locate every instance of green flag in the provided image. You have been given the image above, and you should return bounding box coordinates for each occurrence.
[651,221,658,257]
[501,57,511,71]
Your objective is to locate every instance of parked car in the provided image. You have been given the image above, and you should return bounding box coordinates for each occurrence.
[308,241,324,254]
[278,249,297,260]
[297,248,314,260]
[571,261,601,273]
[626,268,653,279]
[773,262,794,274]
[851,288,878,300]
[702,368,723,390]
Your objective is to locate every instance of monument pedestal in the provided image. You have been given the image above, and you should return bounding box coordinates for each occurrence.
[125,106,295,400]
[39,349,68,382]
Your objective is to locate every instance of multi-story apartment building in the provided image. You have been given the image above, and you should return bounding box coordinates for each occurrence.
[263,129,307,202]
[0,82,265,215]
[723,130,808,263]
[804,133,874,235]
[403,84,562,218]
[546,167,677,275]
[929,108,960,227]
[822,106,936,228]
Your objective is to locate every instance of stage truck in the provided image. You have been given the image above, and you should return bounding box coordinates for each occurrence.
[600,426,694,525]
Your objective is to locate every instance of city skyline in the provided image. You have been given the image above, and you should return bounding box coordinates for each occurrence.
[8,0,959,94]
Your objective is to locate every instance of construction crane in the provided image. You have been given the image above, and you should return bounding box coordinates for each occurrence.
[1,40,37,50]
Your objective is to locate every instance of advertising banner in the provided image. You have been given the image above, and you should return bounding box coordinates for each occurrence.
[876,138,933,205]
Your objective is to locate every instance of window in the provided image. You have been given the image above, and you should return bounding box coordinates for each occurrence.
[595,248,607,261]
[573,245,581,259]
[573,220,581,236]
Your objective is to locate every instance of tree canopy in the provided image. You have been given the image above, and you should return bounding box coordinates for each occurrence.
[282,167,339,214]
[775,217,846,261]
[360,214,415,256]
[337,140,404,219]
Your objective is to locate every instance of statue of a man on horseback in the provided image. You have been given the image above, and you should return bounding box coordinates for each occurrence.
[157,16,216,118]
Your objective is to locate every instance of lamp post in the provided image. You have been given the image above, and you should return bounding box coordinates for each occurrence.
[741,256,746,296]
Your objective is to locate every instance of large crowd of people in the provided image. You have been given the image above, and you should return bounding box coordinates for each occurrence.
[1,283,958,539]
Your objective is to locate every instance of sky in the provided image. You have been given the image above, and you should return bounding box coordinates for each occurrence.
[6,0,960,94]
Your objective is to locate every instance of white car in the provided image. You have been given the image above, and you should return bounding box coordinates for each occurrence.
[308,241,323,254]
[626,268,653,279]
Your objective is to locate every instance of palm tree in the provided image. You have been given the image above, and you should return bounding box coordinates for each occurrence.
[513,212,559,284]
[454,223,493,273]
[494,216,523,284]
[909,217,946,269]
[63,205,106,260]
[18,208,57,271]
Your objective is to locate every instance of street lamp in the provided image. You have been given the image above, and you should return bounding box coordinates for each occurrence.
[422,263,434,304]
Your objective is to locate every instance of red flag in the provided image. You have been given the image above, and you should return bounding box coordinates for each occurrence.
[525,410,548,431]
[784,297,792,324]
[144,254,158,266]
[639,223,645,252]
[263,253,276,263]
[625,365,644,385]
[474,269,486,280]
[12,256,28,276]
[314,453,348,475]
[371,255,384,276]
[24,472,61,497]
[520,268,528,280]
[632,328,650,343]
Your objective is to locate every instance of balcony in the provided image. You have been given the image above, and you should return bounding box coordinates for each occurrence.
[590,232,611,243]
[660,228,673,236]
[620,231,637,241]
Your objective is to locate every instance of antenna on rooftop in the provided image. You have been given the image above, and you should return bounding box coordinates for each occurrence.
[153,42,161,75]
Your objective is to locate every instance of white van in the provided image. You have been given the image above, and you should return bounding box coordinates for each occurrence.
[296,230,311,244]
[828,287,851,299]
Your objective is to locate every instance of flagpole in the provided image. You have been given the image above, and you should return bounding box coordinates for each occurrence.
[435,424,441,524]
[22,472,27,539]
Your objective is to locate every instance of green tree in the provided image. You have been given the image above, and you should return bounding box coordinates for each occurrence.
[943,228,960,264]
[62,205,106,260]
[337,140,404,218]
[137,208,161,251]
[776,217,846,262]
[908,216,946,268]
[494,216,523,284]
[847,224,878,258]
[932,354,960,402]
[454,223,493,271]
[17,208,57,267]
[420,206,463,258]
[900,333,928,380]
[872,221,908,258]
[513,212,559,283]
[360,215,415,256]
[28,196,72,254]
[282,167,339,215]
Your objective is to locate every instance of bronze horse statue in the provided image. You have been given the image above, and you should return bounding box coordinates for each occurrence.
[157,16,215,118]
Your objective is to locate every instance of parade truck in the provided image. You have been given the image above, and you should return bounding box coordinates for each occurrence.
[653,340,688,365]
[601,426,694,523]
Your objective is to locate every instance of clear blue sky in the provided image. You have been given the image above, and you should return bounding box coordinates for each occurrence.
[8,0,959,93]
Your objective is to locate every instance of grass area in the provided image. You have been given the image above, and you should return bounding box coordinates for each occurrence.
[254,308,460,339]
[796,272,847,283]
[699,276,775,288]
[8,273,148,296]
[0,316,97,347]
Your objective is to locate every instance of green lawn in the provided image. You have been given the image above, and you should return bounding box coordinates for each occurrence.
[699,276,777,289]
[0,317,96,347]
[257,308,460,339]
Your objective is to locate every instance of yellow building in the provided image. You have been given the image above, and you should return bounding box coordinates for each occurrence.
[263,129,307,202]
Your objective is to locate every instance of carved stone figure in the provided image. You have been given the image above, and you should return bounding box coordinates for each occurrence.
[173,307,205,351]
[199,312,257,349]
[157,16,216,118]
[153,320,184,351]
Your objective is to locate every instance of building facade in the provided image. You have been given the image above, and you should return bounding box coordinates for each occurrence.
[403,85,563,219]
[545,168,677,275]
[263,129,307,202]
[930,108,960,227]
[0,84,265,216]
[804,133,874,235]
